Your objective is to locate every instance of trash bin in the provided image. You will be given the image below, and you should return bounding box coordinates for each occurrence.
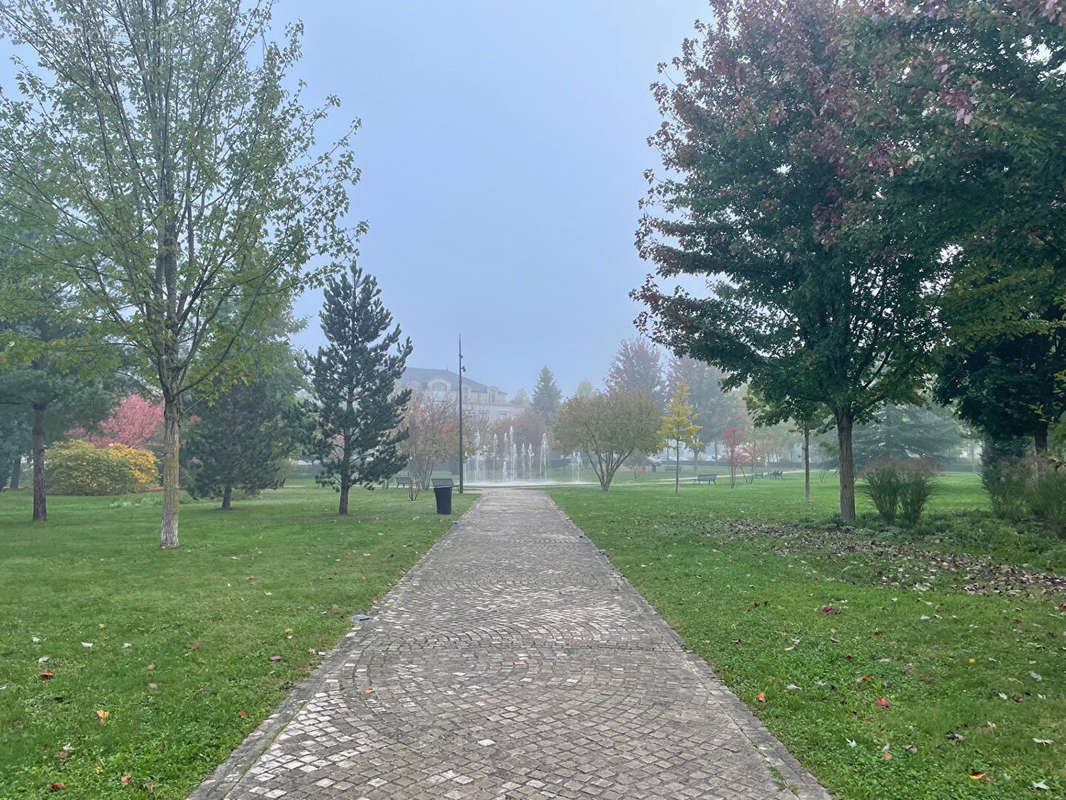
[432,478,453,515]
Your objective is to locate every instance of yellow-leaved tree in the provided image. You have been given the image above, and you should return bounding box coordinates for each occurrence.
[659,382,701,495]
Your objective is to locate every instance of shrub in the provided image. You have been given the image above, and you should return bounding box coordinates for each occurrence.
[981,457,1028,521]
[47,440,158,496]
[1025,459,1066,536]
[863,459,937,526]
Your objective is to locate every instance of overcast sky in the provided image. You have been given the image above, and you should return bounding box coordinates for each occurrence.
[285,0,709,396]
[1,1,710,397]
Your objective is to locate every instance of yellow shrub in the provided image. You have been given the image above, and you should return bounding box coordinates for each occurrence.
[47,440,158,496]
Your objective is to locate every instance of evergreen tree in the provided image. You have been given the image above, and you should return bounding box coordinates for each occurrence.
[305,264,412,515]
[658,382,701,495]
[531,366,562,425]
[852,403,964,471]
[606,338,664,409]
[574,379,597,400]
[185,332,303,510]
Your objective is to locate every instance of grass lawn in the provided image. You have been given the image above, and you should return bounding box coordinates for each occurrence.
[550,473,1066,800]
[0,482,472,799]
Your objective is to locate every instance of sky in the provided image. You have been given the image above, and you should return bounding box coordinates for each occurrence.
[283,0,709,396]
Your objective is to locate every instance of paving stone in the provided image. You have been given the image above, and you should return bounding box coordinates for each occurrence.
[190,490,829,800]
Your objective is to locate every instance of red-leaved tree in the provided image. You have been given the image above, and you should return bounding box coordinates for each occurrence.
[76,395,163,450]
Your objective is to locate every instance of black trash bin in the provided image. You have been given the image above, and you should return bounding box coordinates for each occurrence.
[431,478,453,515]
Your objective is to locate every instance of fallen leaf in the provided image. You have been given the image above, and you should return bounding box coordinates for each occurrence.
[1032,780,1049,790]
[1029,671,1042,681]
[38,656,49,663]
[96,709,109,725]
[970,772,985,780]
[882,752,892,760]
[120,776,131,784]
[1033,738,1053,745]
[821,606,839,614]
[81,642,93,648]
[268,655,281,662]
[239,711,248,718]
[48,783,66,791]
[147,683,157,690]
[57,751,69,760]
[147,663,155,670]
[187,641,200,650]
[875,697,890,708]
[363,689,374,695]
[39,670,54,681]
[846,738,857,748]
[904,744,918,753]
[757,692,766,702]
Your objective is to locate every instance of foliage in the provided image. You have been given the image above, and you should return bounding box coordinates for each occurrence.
[605,338,664,409]
[304,264,412,515]
[985,455,1066,535]
[553,390,660,491]
[718,425,749,489]
[402,391,462,497]
[551,481,1066,800]
[658,381,701,494]
[574,379,597,400]
[635,0,940,522]
[862,459,938,526]
[184,337,303,509]
[46,440,156,496]
[0,412,28,490]
[0,0,361,547]
[667,356,749,451]
[852,404,964,471]
[531,366,562,425]
[0,483,473,800]
[75,395,163,451]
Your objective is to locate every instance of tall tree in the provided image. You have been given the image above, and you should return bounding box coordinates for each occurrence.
[402,391,461,497]
[667,356,747,454]
[746,388,828,505]
[531,366,562,425]
[554,390,659,491]
[852,402,963,471]
[658,381,701,495]
[635,0,938,520]
[606,338,664,409]
[0,0,360,546]
[0,185,117,520]
[305,264,412,515]
[574,379,597,400]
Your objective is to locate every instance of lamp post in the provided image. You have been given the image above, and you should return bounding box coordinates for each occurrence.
[458,335,464,494]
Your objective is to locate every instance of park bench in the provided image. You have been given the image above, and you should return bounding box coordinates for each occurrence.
[753,471,765,479]
[394,476,412,489]
[696,473,717,485]
[770,470,784,480]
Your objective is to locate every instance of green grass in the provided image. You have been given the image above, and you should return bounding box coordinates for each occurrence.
[0,483,472,799]
[550,474,1066,800]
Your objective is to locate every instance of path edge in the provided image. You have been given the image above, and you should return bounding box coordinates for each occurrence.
[546,491,833,800]
[186,493,486,800]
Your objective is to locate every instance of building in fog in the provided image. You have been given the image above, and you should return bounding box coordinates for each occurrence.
[400,367,525,423]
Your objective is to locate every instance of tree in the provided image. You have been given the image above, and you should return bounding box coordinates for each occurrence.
[574,379,597,400]
[75,394,163,450]
[635,0,937,520]
[0,0,360,546]
[852,403,964,471]
[719,425,749,489]
[0,413,28,490]
[554,390,659,491]
[746,389,828,505]
[0,185,117,520]
[659,381,701,495]
[402,391,461,498]
[667,356,747,455]
[184,332,303,510]
[606,338,664,409]
[531,366,562,425]
[511,388,531,407]
[304,264,412,515]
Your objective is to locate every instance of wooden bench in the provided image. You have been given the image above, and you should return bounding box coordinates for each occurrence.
[769,470,784,480]
[394,476,412,489]
[696,474,717,485]
[753,471,765,479]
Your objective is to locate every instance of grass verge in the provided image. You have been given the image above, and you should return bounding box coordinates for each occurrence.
[550,475,1065,800]
[0,483,472,799]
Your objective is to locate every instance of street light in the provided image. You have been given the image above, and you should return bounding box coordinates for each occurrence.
[458,334,464,495]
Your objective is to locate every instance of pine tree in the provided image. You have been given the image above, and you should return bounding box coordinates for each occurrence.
[658,382,701,495]
[531,366,562,425]
[606,338,664,409]
[305,265,412,515]
[184,334,303,510]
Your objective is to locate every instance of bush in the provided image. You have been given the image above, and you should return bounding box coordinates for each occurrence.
[984,455,1066,536]
[862,459,937,526]
[47,440,158,496]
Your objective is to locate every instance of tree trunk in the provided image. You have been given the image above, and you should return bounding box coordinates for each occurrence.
[221,483,233,510]
[835,408,856,521]
[160,397,181,548]
[338,475,350,515]
[1034,426,1048,454]
[10,455,21,489]
[674,445,680,495]
[32,405,46,522]
[803,428,811,504]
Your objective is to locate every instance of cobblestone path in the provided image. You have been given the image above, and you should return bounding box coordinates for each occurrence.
[191,490,829,800]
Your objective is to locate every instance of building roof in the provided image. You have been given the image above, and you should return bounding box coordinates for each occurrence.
[402,367,492,395]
